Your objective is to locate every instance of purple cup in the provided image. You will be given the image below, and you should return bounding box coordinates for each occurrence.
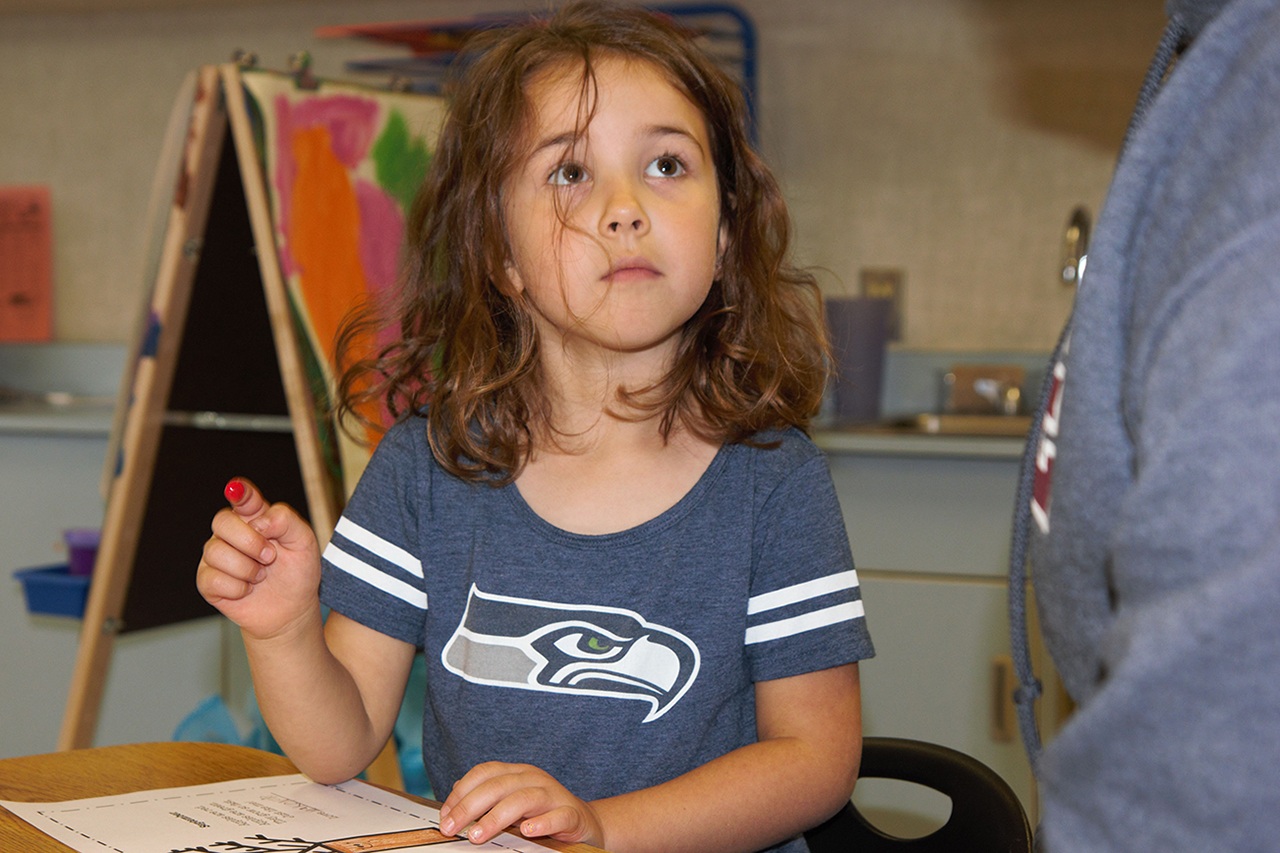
[64,528,101,576]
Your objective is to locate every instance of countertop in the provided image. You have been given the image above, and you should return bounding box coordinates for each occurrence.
[0,343,122,437]
[0,398,115,436]
[814,422,1028,460]
[0,400,1031,458]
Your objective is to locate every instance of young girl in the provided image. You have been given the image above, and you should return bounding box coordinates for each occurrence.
[198,4,873,851]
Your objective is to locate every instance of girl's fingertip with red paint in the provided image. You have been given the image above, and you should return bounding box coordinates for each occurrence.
[224,479,246,503]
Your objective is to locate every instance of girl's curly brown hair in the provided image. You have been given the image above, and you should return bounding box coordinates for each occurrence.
[334,0,830,484]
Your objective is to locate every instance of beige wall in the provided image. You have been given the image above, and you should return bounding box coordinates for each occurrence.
[0,0,1164,350]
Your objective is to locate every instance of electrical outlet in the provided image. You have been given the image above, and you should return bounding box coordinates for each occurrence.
[858,267,904,341]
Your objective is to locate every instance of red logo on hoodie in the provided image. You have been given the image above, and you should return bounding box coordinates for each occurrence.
[1031,340,1068,534]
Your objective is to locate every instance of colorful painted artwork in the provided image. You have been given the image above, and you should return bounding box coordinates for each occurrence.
[239,70,446,493]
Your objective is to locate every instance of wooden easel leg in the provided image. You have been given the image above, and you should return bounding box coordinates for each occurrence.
[58,442,149,750]
[58,616,119,750]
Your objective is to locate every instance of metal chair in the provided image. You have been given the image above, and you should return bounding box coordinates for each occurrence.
[804,737,1033,853]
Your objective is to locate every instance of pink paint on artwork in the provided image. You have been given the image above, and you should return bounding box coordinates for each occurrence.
[356,181,405,427]
[355,179,403,298]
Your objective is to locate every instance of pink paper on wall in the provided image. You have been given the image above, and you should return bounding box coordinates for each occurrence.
[0,185,53,342]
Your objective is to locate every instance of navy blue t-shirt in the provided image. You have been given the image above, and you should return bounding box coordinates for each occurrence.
[320,419,873,852]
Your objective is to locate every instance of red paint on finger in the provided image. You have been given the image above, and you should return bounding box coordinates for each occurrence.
[224,479,246,504]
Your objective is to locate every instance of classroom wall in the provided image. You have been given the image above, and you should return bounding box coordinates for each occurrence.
[1,0,1165,352]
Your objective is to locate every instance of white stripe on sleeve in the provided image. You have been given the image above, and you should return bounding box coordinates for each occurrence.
[334,516,423,578]
[324,543,427,611]
[745,600,864,645]
[747,569,860,615]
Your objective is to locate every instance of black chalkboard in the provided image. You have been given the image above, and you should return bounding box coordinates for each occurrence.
[60,66,338,749]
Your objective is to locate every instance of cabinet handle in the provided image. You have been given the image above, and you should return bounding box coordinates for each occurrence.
[991,654,1015,742]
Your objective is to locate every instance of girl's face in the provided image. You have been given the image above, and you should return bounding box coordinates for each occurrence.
[502,55,724,370]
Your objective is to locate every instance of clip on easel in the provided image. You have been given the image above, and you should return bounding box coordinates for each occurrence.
[58,61,445,789]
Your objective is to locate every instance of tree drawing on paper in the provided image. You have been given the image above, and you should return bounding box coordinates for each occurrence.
[239,70,446,495]
[167,824,550,851]
[167,825,459,852]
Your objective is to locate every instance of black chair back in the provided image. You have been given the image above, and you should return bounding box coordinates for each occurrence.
[804,737,1033,853]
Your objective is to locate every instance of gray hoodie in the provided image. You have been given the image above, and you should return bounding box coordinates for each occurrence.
[1011,0,1280,848]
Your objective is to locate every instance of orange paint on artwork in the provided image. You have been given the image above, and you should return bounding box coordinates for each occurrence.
[288,125,367,365]
[286,126,382,444]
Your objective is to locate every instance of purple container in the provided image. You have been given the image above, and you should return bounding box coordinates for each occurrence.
[64,528,101,576]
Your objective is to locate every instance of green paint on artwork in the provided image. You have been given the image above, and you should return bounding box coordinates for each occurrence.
[372,109,431,211]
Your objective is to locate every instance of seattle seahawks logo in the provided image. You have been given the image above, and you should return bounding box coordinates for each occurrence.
[441,584,700,722]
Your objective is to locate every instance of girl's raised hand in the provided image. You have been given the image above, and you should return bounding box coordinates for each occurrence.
[438,762,604,849]
[196,477,322,642]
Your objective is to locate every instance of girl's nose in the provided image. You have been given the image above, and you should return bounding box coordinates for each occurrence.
[606,215,645,233]
[599,181,650,237]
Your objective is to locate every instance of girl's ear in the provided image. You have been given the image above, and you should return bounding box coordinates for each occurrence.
[503,259,525,294]
[490,248,523,295]
[715,219,729,279]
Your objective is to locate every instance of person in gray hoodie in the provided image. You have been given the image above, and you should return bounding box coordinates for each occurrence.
[1007,0,1280,848]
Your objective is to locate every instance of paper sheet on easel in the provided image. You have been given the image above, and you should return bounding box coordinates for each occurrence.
[0,185,53,342]
[0,773,551,852]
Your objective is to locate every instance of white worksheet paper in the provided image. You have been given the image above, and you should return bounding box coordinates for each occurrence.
[1,773,551,852]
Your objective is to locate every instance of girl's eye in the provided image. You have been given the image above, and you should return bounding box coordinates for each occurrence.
[549,162,588,186]
[646,155,686,178]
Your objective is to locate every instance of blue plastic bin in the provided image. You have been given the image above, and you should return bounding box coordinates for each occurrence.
[14,564,90,618]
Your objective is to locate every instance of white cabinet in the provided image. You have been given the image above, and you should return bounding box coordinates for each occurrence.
[0,343,225,759]
[817,430,1045,828]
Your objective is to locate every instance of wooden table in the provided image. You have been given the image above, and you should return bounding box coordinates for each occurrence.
[0,741,604,852]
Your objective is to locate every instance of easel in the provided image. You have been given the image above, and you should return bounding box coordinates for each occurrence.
[58,63,444,789]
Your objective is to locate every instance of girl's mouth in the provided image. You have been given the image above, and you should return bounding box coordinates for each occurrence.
[604,257,659,282]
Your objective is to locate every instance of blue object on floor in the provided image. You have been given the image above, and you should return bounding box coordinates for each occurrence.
[172,689,281,755]
[172,694,247,745]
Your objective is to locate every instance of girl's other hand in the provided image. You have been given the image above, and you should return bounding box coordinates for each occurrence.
[196,477,322,641]
[438,762,604,848]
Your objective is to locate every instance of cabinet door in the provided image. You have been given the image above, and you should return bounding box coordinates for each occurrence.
[827,452,1019,578]
[854,572,1036,831]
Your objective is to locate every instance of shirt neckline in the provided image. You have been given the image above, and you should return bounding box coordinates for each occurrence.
[500,441,734,545]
